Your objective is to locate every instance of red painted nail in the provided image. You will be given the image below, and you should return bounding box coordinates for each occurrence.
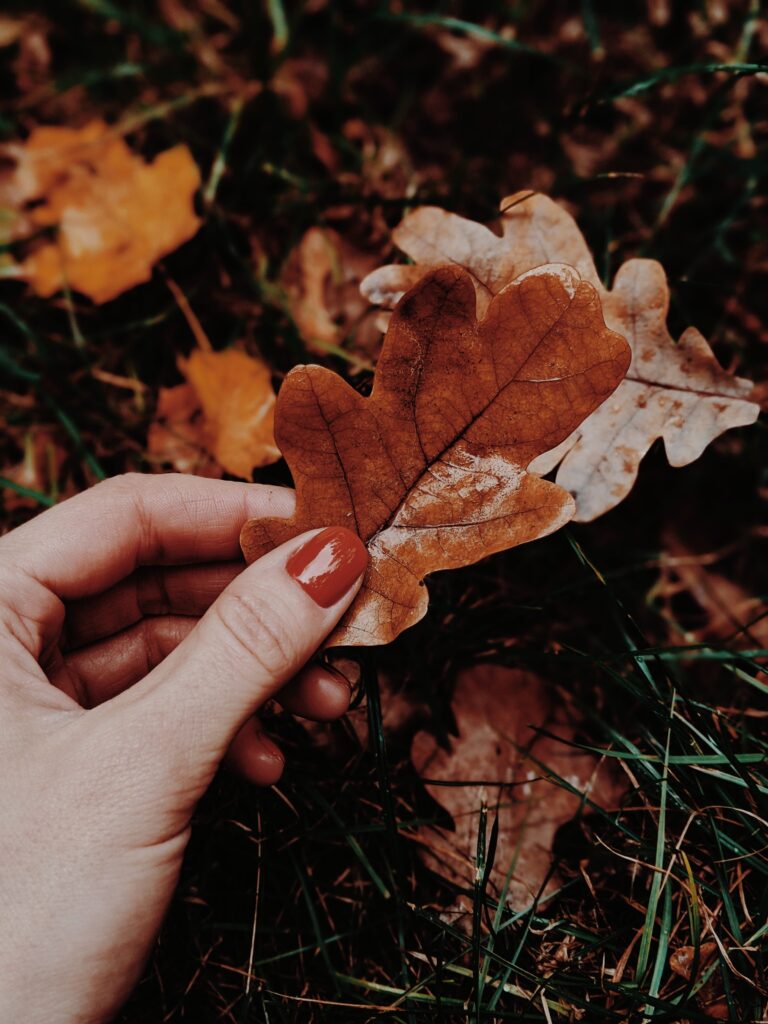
[286,527,368,608]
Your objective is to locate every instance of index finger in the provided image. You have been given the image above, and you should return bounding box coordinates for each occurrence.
[0,473,294,600]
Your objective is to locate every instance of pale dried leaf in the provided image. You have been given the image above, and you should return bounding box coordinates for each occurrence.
[362,192,759,521]
[411,665,622,910]
[669,942,718,982]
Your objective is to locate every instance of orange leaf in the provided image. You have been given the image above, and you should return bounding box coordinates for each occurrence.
[0,120,201,303]
[241,264,629,646]
[362,192,759,521]
[181,349,280,480]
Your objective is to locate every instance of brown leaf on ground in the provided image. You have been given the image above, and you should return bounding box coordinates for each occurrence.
[670,941,718,982]
[0,120,201,303]
[281,226,381,359]
[146,384,222,479]
[241,264,629,646]
[179,348,280,480]
[411,665,622,911]
[362,191,759,522]
[670,942,726,1019]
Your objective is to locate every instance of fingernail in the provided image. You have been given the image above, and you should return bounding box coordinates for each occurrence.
[286,527,368,608]
[254,733,284,764]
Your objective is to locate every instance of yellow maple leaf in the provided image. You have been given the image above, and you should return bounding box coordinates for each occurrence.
[181,348,281,479]
[0,120,201,303]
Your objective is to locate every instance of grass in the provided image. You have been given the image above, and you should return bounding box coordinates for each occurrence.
[1,1,767,1021]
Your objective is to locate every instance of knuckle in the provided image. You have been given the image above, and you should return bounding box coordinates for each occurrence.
[95,471,146,496]
[214,589,299,678]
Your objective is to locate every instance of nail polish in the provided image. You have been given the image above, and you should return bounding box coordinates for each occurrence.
[286,527,368,608]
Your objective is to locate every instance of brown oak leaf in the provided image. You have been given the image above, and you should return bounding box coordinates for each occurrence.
[241,264,629,646]
[361,191,759,522]
[0,120,201,303]
[411,665,623,912]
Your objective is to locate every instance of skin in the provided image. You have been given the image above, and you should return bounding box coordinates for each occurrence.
[0,474,365,1024]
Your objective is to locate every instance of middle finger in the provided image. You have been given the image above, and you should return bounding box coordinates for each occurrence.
[63,561,242,650]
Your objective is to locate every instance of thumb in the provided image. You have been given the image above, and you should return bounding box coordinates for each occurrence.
[117,526,367,773]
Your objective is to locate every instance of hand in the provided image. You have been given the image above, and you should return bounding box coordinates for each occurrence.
[0,473,367,1024]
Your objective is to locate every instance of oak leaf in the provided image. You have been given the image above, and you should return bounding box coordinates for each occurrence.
[411,665,622,911]
[361,192,759,521]
[179,348,280,480]
[0,120,201,303]
[241,264,629,646]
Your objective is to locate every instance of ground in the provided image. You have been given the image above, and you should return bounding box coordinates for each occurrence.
[1,2,767,1022]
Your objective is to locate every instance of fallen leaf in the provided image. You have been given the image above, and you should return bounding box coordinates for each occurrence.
[669,941,718,982]
[146,383,223,479]
[0,120,201,303]
[669,942,725,1018]
[361,192,759,521]
[281,226,380,358]
[241,264,629,646]
[411,665,622,910]
[180,348,280,480]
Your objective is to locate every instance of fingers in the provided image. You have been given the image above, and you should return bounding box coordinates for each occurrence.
[107,526,367,784]
[278,664,351,721]
[226,718,285,786]
[54,616,197,707]
[63,561,242,650]
[0,474,295,601]
[226,666,352,787]
[57,617,352,724]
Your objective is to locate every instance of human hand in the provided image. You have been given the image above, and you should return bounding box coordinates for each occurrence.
[0,473,367,1024]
